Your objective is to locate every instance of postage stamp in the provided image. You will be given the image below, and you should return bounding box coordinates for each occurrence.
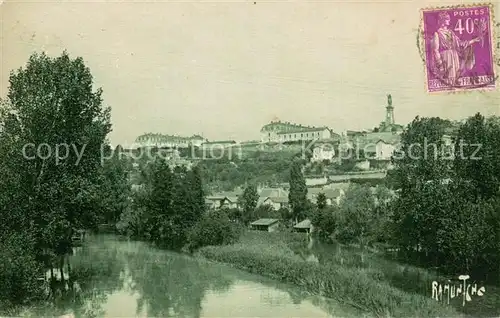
[421,4,496,93]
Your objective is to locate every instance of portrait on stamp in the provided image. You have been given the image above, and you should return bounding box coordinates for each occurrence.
[421,5,496,92]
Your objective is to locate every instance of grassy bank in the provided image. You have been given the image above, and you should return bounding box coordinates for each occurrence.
[197,231,461,318]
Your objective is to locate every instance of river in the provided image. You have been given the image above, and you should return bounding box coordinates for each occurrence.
[20,235,366,318]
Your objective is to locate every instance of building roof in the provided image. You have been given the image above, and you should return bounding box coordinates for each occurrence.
[294,219,312,229]
[276,127,330,134]
[135,133,205,142]
[251,218,280,226]
[202,140,237,145]
[265,196,289,204]
[308,188,342,198]
[222,196,238,203]
[259,187,289,198]
[206,190,242,201]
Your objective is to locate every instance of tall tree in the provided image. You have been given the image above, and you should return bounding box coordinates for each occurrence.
[316,192,327,210]
[239,184,259,224]
[2,51,111,268]
[390,116,451,257]
[454,113,500,201]
[99,144,131,225]
[288,160,308,224]
[187,164,206,221]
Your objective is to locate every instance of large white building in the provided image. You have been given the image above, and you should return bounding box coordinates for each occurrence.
[135,133,205,148]
[260,121,336,143]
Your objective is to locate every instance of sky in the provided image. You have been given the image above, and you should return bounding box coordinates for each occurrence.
[1,0,499,146]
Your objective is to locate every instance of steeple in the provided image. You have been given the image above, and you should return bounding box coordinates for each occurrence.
[385,94,395,127]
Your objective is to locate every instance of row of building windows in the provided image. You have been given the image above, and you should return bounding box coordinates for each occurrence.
[268,132,322,139]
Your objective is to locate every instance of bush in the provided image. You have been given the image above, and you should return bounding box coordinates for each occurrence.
[0,232,44,310]
[187,209,242,251]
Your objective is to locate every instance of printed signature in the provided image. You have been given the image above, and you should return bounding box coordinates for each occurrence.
[432,275,485,306]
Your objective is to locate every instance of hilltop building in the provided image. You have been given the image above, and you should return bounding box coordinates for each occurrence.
[260,120,337,143]
[135,133,206,149]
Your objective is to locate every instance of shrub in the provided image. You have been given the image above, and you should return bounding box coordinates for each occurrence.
[0,232,43,311]
[187,209,242,251]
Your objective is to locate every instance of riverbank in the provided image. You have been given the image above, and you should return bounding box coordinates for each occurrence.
[197,231,461,318]
[7,235,366,317]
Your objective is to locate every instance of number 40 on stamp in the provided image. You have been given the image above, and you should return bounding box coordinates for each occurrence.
[420,4,496,93]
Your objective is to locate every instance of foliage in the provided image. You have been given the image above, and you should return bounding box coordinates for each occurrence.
[238,184,259,224]
[0,51,111,304]
[316,192,327,210]
[187,209,241,251]
[390,114,500,280]
[99,145,131,225]
[254,204,279,219]
[288,160,309,223]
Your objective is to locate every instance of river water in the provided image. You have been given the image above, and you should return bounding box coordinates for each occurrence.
[20,235,365,318]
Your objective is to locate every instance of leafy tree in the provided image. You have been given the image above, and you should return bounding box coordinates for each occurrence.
[453,113,500,201]
[187,164,206,221]
[314,208,338,241]
[1,51,111,286]
[390,117,451,255]
[254,204,278,219]
[336,185,375,245]
[239,184,259,224]
[288,160,308,224]
[316,192,327,210]
[99,144,131,225]
[187,209,241,251]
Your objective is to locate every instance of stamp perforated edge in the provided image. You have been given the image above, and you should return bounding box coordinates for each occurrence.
[418,2,498,95]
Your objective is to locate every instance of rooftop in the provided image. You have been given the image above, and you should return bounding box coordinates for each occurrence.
[294,219,312,229]
[202,140,237,145]
[251,218,280,226]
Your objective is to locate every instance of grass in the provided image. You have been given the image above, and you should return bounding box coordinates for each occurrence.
[197,230,462,318]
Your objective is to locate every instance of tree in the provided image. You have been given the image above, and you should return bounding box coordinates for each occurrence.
[316,193,327,210]
[288,160,308,224]
[390,116,451,257]
[254,204,278,219]
[186,209,240,251]
[186,164,205,225]
[312,206,338,243]
[1,51,111,284]
[336,185,375,244]
[99,144,131,225]
[453,113,500,201]
[239,184,259,224]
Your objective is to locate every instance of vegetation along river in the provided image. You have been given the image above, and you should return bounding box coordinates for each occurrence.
[20,235,366,318]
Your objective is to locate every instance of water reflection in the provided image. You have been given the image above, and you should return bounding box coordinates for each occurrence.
[25,235,363,318]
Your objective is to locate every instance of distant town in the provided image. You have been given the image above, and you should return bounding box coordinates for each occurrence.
[130,94,457,167]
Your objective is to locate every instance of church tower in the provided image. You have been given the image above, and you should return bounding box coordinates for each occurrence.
[385,94,395,127]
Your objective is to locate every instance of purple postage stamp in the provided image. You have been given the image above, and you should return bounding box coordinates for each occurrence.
[421,4,496,93]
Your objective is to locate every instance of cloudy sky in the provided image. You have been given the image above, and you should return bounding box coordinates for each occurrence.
[1,0,499,146]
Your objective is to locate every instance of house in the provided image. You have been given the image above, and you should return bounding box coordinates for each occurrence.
[307,188,344,206]
[257,187,289,210]
[361,133,401,161]
[205,191,242,209]
[261,196,289,210]
[258,187,289,199]
[260,120,336,143]
[135,133,206,149]
[294,219,313,233]
[250,218,280,232]
[311,141,336,163]
[220,196,239,209]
